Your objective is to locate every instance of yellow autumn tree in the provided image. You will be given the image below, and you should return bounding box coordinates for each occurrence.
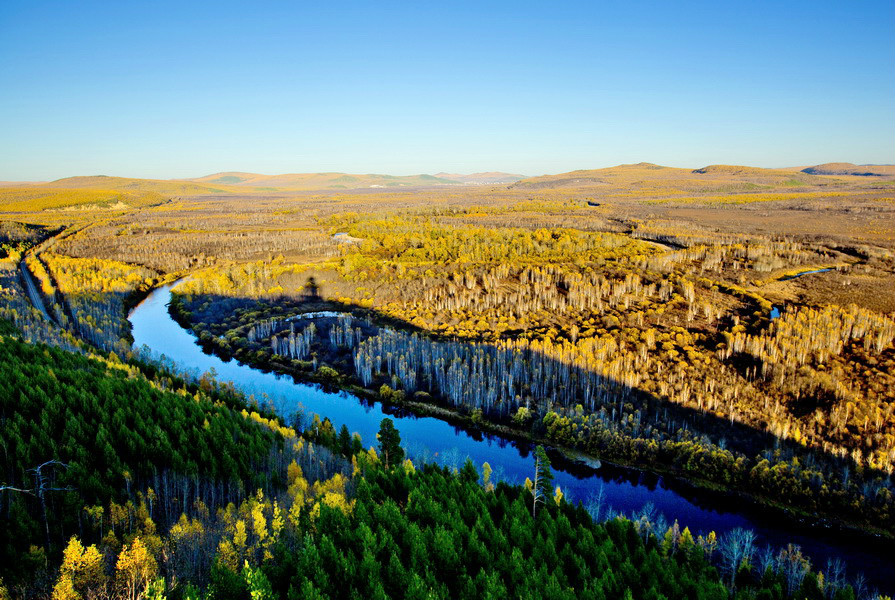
[52,536,107,600]
[482,462,495,492]
[115,537,157,600]
[233,520,248,558]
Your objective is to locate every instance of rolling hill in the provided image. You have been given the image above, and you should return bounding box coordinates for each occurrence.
[188,171,463,189]
[510,163,689,190]
[4,161,891,214]
[509,161,895,192]
[800,162,895,177]
[0,176,230,213]
[433,171,526,184]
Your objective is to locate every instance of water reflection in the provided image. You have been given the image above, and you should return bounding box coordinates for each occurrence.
[129,283,894,593]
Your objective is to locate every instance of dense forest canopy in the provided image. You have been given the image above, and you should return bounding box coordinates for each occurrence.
[0,336,868,598]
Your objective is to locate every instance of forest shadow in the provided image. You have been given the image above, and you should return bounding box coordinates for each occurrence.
[167,278,894,531]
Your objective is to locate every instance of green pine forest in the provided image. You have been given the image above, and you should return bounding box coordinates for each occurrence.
[0,320,870,599]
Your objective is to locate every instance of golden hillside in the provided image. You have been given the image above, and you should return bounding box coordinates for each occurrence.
[0,176,231,213]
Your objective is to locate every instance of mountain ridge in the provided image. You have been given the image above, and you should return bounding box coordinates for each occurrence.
[4,162,893,190]
[187,171,464,189]
[800,162,895,176]
[433,172,526,184]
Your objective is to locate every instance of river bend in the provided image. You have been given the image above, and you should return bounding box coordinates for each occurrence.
[128,283,894,593]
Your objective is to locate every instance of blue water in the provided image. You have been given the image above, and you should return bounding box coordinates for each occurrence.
[781,268,834,281]
[773,270,836,320]
[129,283,894,593]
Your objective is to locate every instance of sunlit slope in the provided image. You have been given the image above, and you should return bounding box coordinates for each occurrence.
[509,162,895,200]
[0,176,232,212]
[512,162,809,190]
[433,171,526,184]
[4,162,891,213]
[189,171,462,189]
[801,162,895,176]
[42,175,228,193]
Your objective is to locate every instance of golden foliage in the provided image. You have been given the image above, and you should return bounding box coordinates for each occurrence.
[52,537,107,600]
[115,537,157,600]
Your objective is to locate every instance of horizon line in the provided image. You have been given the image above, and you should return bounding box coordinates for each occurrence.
[4,159,895,184]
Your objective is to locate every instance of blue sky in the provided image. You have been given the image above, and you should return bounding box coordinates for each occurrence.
[1,1,893,180]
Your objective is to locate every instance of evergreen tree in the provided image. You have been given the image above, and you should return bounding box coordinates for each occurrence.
[377,418,404,469]
[338,425,352,457]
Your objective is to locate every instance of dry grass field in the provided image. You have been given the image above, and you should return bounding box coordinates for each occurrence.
[4,162,894,307]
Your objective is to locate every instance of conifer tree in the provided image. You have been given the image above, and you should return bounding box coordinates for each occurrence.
[338,424,352,456]
[377,418,404,469]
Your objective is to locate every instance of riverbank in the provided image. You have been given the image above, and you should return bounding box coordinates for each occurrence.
[355,384,895,543]
[131,281,894,592]
[165,290,894,543]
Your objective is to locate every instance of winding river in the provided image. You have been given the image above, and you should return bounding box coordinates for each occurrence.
[770,268,838,320]
[129,283,894,593]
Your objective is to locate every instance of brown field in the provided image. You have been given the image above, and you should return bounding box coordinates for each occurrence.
[4,162,894,311]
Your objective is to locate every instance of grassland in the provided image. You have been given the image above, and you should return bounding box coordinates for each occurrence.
[0,176,233,213]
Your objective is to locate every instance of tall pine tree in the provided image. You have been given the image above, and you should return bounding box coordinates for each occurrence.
[377,418,404,469]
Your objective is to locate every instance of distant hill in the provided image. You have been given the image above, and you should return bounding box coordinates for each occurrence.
[189,172,462,190]
[5,161,892,212]
[433,172,526,185]
[44,175,222,195]
[800,163,895,177]
[510,161,870,192]
[510,163,683,190]
[692,165,793,176]
[0,176,227,212]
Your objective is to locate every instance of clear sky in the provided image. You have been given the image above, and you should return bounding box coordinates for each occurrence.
[1,0,893,181]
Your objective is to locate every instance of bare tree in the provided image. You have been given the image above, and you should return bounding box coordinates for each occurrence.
[719,528,756,588]
[756,545,775,579]
[775,544,810,595]
[531,446,553,517]
[851,573,868,600]
[585,484,606,523]
[823,557,845,599]
[2,459,74,550]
